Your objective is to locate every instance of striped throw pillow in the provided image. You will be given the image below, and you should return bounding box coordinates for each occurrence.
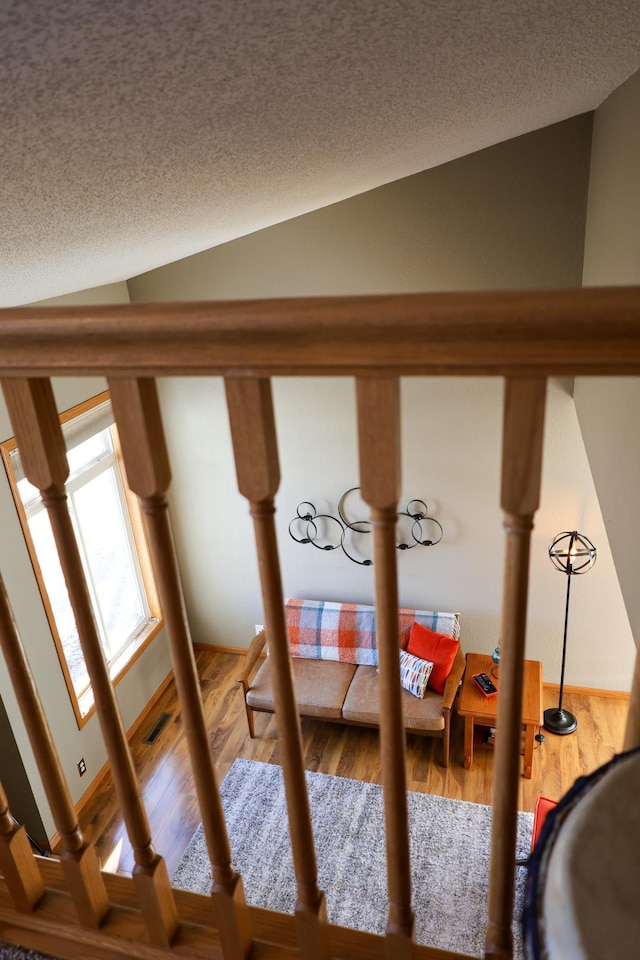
[399,650,434,699]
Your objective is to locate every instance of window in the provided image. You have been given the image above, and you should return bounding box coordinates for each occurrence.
[1,391,163,727]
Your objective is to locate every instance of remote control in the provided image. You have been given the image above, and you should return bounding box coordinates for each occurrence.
[473,672,498,697]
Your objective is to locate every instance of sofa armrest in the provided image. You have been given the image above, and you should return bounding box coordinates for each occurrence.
[238,631,268,689]
[442,646,466,711]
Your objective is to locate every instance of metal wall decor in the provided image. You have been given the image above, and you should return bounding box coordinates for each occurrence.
[288,486,443,566]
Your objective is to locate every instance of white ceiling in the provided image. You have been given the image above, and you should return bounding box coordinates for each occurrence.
[3,0,640,307]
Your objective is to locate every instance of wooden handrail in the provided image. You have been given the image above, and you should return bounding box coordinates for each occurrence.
[2,287,640,375]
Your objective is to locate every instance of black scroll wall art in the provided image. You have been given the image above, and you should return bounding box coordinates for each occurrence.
[288,486,443,567]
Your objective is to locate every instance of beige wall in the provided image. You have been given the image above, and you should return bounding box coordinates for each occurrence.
[0,282,172,840]
[29,281,131,307]
[575,68,640,645]
[129,116,635,691]
[130,117,591,300]
[581,71,640,285]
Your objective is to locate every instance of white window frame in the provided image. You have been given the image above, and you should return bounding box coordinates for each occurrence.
[1,391,163,728]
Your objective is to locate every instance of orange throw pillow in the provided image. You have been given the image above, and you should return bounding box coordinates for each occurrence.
[407,621,459,694]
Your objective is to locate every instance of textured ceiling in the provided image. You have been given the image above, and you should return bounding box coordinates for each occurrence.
[2,1,640,306]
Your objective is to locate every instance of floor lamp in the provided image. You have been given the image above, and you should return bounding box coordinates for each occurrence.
[544,530,597,735]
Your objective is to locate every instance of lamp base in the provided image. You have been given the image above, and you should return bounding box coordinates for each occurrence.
[543,707,578,736]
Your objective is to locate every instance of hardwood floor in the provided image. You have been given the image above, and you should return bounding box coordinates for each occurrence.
[74,648,629,877]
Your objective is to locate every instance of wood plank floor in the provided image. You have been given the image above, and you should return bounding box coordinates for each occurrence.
[75,648,629,877]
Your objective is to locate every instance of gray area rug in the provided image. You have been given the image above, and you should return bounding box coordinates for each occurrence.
[172,758,534,958]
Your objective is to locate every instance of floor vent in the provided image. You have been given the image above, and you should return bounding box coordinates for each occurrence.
[143,712,172,744]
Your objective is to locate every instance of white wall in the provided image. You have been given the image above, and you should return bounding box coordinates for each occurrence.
[0,282,172,840]
[581,70,640,285]
[129,116,635,691]
[575,67,640,646]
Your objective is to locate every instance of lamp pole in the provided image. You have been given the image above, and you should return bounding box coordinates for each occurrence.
[544,530,596,736]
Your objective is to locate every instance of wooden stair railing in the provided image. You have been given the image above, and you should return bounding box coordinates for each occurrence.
[1,378,179,948]
[225,377,331,960]
[0,289,640,960]
[0,775,44,915]
[357,377,415,960]
[485,378,547,960]
[0,574,108,927]
[1,288,640,376]
[107,377,253,960]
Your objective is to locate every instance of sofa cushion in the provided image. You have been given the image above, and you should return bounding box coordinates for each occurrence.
[399,650,434,699]
[407,622,460,694]
[342,665,446,731]
[246,657,357,719]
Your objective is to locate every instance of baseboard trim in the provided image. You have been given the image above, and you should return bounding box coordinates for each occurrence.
[54,668,175,849]
[193,641,265,656]
[125,668,176,741]
[544,682,630,700]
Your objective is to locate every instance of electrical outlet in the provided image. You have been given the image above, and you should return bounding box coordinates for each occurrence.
[255,623,264,634]
[77,758,86,777]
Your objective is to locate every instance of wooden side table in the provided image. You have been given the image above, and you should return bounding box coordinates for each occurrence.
[457,652,543,779]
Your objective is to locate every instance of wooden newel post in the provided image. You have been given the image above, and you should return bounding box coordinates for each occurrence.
[225,378,331,960]
[356,378,415,960]
[1,378,178,948]
[0,574,109,927]
[0,776,44,914]
[108,377,253,960]
[485,378,546,960]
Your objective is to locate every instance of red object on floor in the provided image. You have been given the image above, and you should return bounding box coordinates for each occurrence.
[531,796,558,852]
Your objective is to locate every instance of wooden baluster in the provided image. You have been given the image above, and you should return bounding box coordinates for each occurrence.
[356,378,414,960]
[0,378,178,947]
[108,377,253,960]
[623,644,640,750]
[485,378,546,960]
[0,574,108,925]
[0,777,44,914]
[225,378,331,960]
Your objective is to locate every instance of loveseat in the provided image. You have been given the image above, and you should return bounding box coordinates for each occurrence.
[238,599,465,766]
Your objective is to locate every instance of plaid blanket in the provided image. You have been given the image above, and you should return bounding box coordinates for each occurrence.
[284,599,459,667]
